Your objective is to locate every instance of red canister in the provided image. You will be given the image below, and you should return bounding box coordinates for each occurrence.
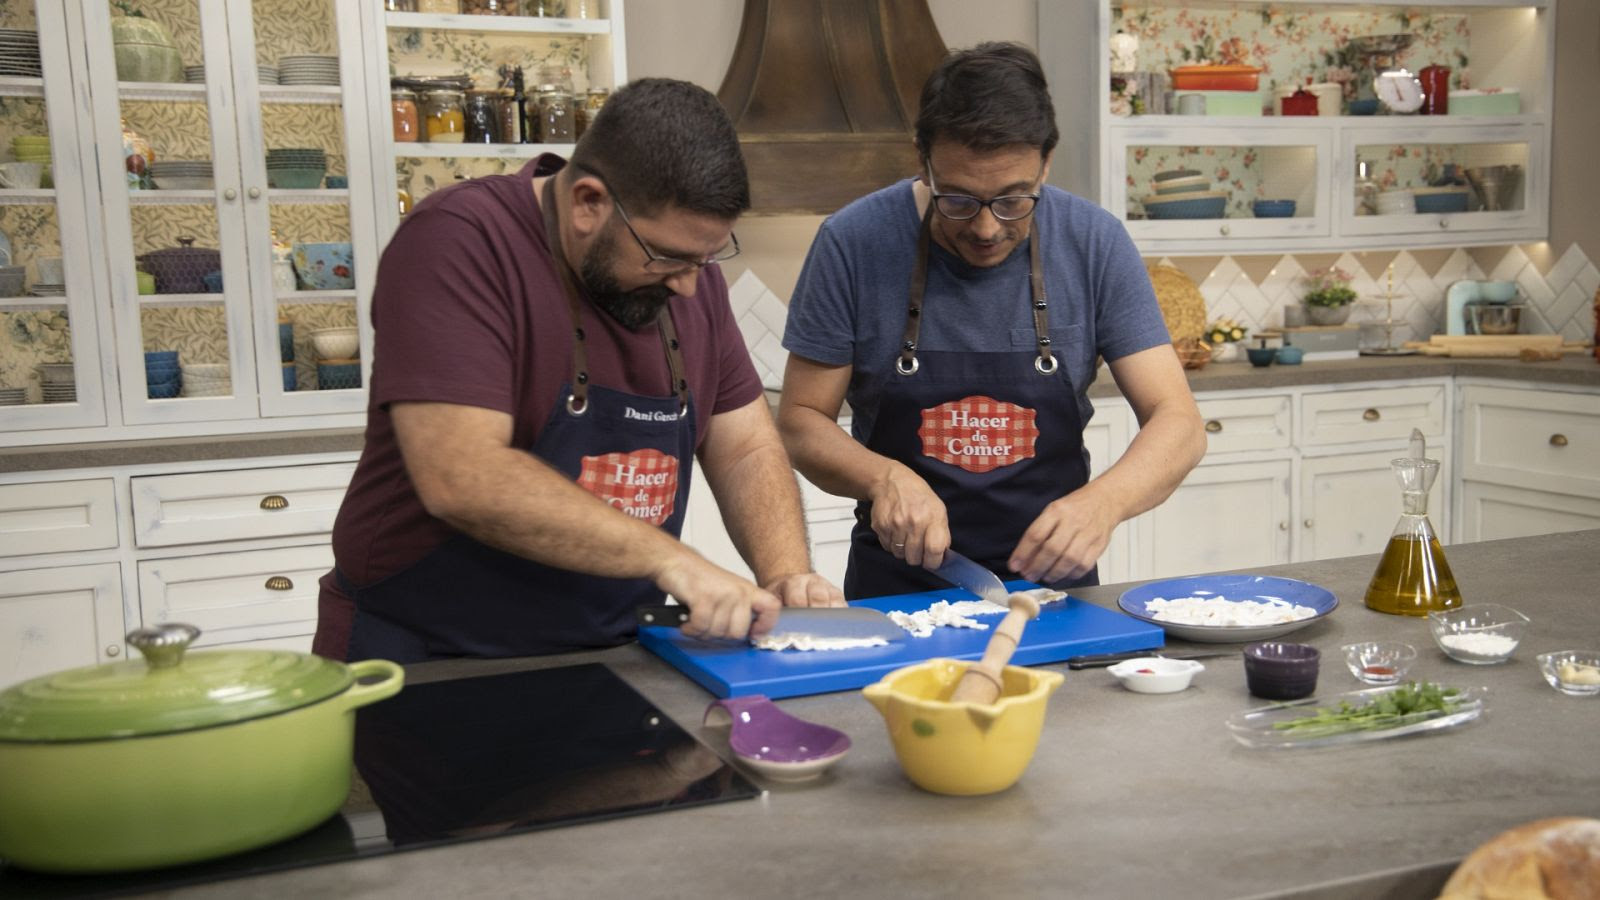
[1420,65,1450,114]
[1281,88,1318,116]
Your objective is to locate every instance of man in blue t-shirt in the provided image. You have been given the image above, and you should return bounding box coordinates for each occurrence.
[779,42,1206,598]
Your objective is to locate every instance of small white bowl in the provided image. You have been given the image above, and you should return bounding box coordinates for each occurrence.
[1107,657,1205,694]
[309,327,359,360]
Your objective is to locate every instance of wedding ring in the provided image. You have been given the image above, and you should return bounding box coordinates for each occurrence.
[893,542,905,549]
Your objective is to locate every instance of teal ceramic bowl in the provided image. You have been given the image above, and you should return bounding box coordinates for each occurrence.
[1275,346,1304,365]
[1247,347,1276,367]
[316,361,361,391]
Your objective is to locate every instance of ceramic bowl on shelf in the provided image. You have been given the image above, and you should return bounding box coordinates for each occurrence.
[1143,190,1227,220]
[316,359,361,390]
[1246,347,1276,367]
[292,242,354,290]
[703,695,850,783]
[1252,199,1296,218]
[1428,604,1528,664]
[1152,174,1209,195]
[309,327,358,360]
[1536,651,1600,697]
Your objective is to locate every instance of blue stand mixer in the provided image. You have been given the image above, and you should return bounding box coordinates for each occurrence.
[1445,280,1520,335]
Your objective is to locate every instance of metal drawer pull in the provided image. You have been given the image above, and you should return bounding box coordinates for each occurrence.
[260,494,289,510]
[1550,434,1568,447]
[105,645,120,657]
[1205,420,1223,434]
[1362,408,1381,421]
[1303,519,1313,529]
[1278,522,1288,531]
[265,576,294,591]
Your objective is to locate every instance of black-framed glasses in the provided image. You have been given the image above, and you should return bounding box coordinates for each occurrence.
[574,163,740,274]
[925,164,1042,222]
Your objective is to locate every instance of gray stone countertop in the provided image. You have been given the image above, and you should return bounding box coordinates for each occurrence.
[4,356,1594,475]
[164,529,1600,900]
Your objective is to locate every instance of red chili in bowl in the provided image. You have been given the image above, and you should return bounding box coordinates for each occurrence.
[1363,665,1396,676]
[1136,668,1156,674]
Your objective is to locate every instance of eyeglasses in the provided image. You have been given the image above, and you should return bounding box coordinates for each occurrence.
[574,164,740,274]
[925,164,1042,222]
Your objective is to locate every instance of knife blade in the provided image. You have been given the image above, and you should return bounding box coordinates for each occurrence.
[1066,649,1232,669]
[929,549,1009,605]
[634,604,907,643]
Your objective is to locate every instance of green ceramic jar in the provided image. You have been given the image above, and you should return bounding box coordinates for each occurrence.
[0,623,403,873]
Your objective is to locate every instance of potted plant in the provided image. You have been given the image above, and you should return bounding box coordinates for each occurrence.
[1205,317,1248,361]
[1301,267,1358,325]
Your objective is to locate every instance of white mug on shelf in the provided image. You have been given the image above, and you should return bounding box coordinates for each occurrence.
[0,162,44,190]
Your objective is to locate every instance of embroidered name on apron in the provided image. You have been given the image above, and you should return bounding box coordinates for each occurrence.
[917,395,1040,473]
[577,449,680,525]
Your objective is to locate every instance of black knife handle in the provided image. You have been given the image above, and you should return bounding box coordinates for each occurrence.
[635,605,690,628]
[1067,649,1167,669]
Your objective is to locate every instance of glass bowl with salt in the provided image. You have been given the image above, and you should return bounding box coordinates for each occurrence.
[1427,604,1529,665]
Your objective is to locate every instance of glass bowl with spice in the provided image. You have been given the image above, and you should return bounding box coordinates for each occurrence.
[1535,651,1600,696]
[1341,641,1417,685]
[1428,604,1529,665]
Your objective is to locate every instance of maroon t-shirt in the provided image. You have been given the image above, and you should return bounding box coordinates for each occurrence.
[332,155,762,586]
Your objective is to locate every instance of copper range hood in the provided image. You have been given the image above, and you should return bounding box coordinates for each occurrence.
[716,0,947,215]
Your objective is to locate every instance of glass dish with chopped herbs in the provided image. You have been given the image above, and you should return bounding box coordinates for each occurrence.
[1225,682,1487,749]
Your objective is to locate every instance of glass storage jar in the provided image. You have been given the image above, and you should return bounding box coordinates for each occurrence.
[537,86,576,143]
[462,0,517,13]
[391,89,420,143]
[464,91,500,143]
[577,87,608,137]
[423,90,467,143]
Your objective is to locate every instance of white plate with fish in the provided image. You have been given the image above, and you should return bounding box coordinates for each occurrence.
[1117,574,1338,643]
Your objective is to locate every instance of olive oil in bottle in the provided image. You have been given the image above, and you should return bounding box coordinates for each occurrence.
[1364,439,1462,615]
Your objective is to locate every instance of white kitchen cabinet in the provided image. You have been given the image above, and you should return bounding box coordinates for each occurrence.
[1456,381,1600,540]
[1135,458,1293,579]
[1300,450,1440,561]
[0,478,118,558]
[0,563,124,689]
[137,543,329,649]
[1043,0,1555,255]
[130,462,355,547]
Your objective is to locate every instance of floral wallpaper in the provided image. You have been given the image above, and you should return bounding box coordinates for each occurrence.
[0,308,70,400]
[0,1,37,30]
[1111,5,1472,111]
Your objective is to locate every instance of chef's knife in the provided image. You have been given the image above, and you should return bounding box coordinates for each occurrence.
[1066,649,1232,669]
[929,548,1009,605]
[634,604,907,643]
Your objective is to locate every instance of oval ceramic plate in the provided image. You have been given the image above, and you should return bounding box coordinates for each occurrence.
[1117,574,1338,643]
[1225,684,1486,749]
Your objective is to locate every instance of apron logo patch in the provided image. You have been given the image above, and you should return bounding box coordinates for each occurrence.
[577,449,680,526]
[917,395,1039,473]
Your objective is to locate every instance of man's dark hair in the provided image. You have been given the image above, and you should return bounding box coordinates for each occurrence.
[914,42,1058,161]
[568,78,750,219]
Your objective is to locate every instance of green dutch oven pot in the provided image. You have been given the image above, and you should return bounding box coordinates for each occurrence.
[0,623,403,873]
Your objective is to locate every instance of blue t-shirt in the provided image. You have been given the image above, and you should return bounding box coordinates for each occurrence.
[783,179,1169,443]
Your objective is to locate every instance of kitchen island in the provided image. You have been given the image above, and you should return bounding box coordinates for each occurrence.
[55,531,1600,898]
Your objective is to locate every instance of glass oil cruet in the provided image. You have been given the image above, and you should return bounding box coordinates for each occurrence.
[1364,429,1462,615]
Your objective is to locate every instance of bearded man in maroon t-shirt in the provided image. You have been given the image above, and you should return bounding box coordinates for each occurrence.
[314,79,842,662]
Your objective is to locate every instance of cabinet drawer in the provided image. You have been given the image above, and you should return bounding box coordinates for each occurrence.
[0,479,118,558]
[1195,395,1292,454]
[1461,387,1600,498]
[1300,385,1446,447]
[131,463,355,547]
[137,544,330,647]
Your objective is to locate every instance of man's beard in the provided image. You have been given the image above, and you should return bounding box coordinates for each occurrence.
[579,226,675,331]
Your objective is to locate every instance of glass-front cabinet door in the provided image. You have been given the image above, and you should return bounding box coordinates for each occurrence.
[1340,123,1544,243]
[0,1,107,432]
[79,0,375,427]
[1109,126,1332,253]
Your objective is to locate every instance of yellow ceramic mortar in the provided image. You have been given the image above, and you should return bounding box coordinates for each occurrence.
[862,658,1063,795]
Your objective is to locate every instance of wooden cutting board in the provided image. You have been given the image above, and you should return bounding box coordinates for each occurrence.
[1404,335,1581,358]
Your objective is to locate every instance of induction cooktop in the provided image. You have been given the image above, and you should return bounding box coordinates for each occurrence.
[0,664,759,899]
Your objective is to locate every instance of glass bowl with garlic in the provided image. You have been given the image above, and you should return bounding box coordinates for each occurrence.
[1536,651,1600,697]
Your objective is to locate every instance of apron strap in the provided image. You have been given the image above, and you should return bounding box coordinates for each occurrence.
[539,174,690,415]
[899,198,1056,376]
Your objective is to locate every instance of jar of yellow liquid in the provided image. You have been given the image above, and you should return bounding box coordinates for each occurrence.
[1364,435,1462,615]
[423,90,466,143]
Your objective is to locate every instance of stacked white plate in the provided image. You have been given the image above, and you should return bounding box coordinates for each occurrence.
[181,362,232,397]
[184,65,206,83]
[150,160,214,191]
[0,387,25,406]
[0,29,42,78]
[29,282,64,296]
[277,55,339,86]
[40,383,76,403]
[258,64,279,85]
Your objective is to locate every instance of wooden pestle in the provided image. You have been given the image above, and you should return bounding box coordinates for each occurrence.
[949,591,1042,704]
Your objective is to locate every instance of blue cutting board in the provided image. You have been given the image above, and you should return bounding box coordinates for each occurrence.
[637,580,1165,699]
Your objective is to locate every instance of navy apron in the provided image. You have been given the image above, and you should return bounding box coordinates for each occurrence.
[843,208,1095,599]
[339,179,696,663]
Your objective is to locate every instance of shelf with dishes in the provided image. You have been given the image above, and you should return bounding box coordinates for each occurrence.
[384,12,612,35]
[277,289,356,302]
[123,188,353,205]
[0,75,42,98]
[396,142,575,158]
[0,188,54,205]
[135,293,228,308]
[114,82,345,105]
[0,296,68,311]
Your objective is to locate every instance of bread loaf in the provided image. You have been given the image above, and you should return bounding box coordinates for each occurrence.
[1438,817,1600,900]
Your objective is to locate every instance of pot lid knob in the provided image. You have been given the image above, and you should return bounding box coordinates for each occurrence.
[126,623,201,670]
[177,237,195,248]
